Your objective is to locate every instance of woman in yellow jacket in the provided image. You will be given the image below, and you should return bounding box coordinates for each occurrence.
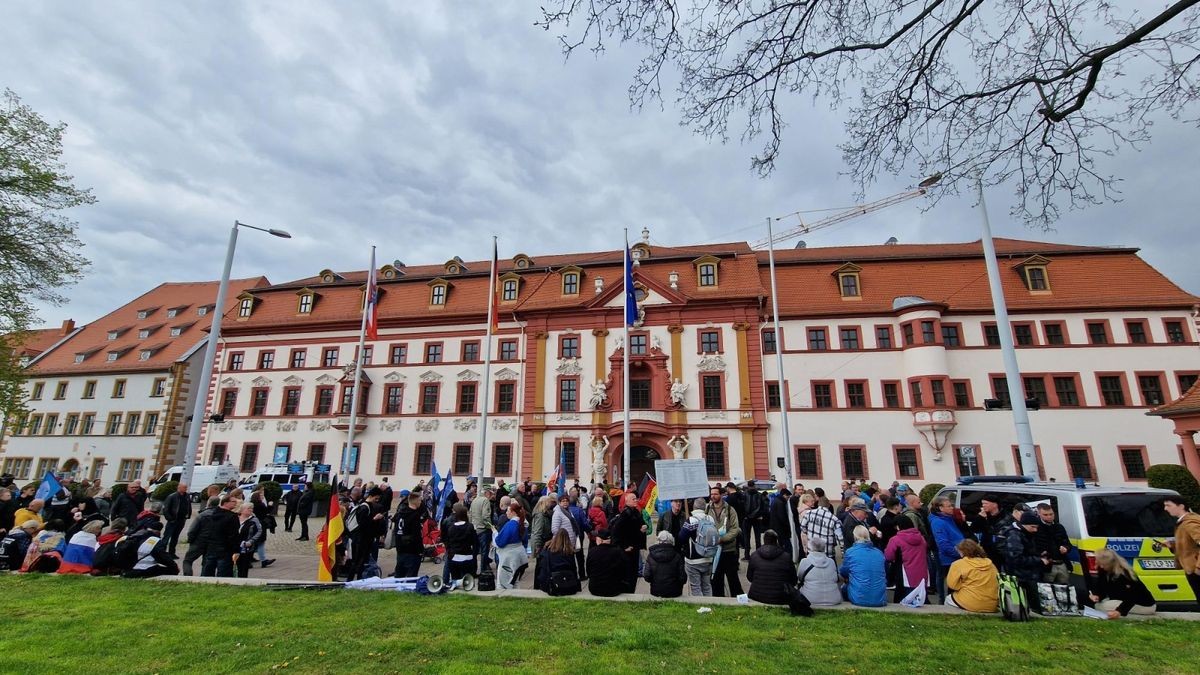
[945,538,999,612]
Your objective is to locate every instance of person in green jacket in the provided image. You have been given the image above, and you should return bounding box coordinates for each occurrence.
[705,485,742,597]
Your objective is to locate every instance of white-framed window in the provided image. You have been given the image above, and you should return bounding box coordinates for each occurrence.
[298,293,314,313]
[431,285,447,305]
[238,297,254,317]
[502,279,518,301]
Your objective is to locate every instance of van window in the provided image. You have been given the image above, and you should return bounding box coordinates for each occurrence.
[1082,494,1176,538]
[956,489,1057,521]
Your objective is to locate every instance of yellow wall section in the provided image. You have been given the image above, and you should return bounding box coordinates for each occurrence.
[670,327,684,426]
[532,333,548,477]
[741,429,756,483]
[734,325,751,407]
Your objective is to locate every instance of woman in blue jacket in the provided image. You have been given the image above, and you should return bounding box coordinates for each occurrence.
[839,526,887,607]
[494,502,529,589]
[928,497,965,603]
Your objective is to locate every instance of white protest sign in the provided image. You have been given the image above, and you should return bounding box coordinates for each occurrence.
[654,458,712,501]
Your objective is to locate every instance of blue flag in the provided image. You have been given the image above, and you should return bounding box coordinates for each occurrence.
[429,462,441,498]
[624,244,638,326]
[557,446,567,496]
[34,471,63,502]
[435,471,455,523]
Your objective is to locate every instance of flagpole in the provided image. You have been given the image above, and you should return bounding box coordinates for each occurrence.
[623,229,632,489]
[343,246,375,477]
[766,217,794,486]
[477,236,498,485]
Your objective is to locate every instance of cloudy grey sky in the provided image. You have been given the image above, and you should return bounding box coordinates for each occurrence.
[4,1,1196,327]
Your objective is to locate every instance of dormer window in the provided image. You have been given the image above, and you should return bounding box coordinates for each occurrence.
[297,290,316,314]
[699,264,716,286]
[428,278,450,306]
[317,269,344,284]
[501,274,519,302]
[558,266,583,295]
[139,349,153,361]
[692,255,721,287]
[630,242,651,264]
[107,352,118,362]
[138,328,150,339]
[512,253,534,269]
[170,326,183,337]
[107,330,120,340]
[198,305,212,316]
[167,309,177,318]
[1015,255,1052,292]
[236,293,257,318]
[74,354,85,364]
[833,263,863,299]
[444,257,468,275]
[136,307,158,320]
[380,264,403,280]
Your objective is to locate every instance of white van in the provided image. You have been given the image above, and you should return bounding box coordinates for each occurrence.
[239,462,332,496]
[149,464,241,501]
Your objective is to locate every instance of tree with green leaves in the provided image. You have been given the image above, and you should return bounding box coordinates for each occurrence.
[0,88,93,417]
[538,0,1200,225]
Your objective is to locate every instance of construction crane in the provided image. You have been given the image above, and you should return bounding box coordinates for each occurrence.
[753,173,942,249]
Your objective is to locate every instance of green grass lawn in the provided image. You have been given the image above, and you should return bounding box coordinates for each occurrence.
[1,575,1196,674]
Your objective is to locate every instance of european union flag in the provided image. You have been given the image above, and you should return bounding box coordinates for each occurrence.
[624,244,638,326]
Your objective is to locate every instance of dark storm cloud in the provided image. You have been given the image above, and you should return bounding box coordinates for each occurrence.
[1,1,1194,327]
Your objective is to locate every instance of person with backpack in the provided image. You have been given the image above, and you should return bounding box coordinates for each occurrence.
[121,521,179,578]
[679,500,718,596]
[643,530,686,598]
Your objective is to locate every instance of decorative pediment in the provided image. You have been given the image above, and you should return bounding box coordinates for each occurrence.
[832,262,862,275]
[495,367,519,380]
[1013,254,1051,269]
[315,374,338,385]
[384,371,407,383]
[556,358,583,375]
[443,257,468,275]
[317,268,344,283]
[283,375,303,386]
[511,253,534,269]
[251,376,272,387]
[457,369,481,381]
[380,263,405,280]
[697,354,727,372]
[420,370,444,382]
[220,376,239,387]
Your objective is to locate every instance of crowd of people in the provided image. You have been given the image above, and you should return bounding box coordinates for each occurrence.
[4,471,1199,622]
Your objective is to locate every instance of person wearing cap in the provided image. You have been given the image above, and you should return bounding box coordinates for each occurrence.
[972,495,1013,571]
[841,500,881,551]
[586,528,626,597]
[124,520,180,578]
[1005,510,1050,612]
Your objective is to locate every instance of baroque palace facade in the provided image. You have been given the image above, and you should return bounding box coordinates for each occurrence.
[193,233,1199,490]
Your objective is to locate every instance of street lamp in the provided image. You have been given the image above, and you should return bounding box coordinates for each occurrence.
[179,221,291,489]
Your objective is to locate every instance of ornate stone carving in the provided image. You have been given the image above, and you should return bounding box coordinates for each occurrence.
[652,335,664,351]
[732,322,751,332]
[697,354,727,372]
[251,376,271,387]
[667,434,691,460]
[379,419,402,432]
[340,361,358,378]
[555,412,581,422]
[245,420,265,431]
[667,324,685,334]
[220,376,239,387]
[384,371,406,383]
[419,370,443,382]
[492,418,518,431]
[589,380,609,409]
[589,435,610,484]
[701,410,728,420]
[668,378,689,407]
[283,375,303,386]
[216,421,233,432]
[310,419,332,432]
[555,358,583,375]
[592,328,610,338]
[495,368,519,380]
[457,369,481,381]
[276,420,298,432]
[315,374,337,385]
[453,418,478,431]
[415,419,440,432]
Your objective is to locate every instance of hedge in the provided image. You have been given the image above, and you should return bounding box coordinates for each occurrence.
[1147,464,1200,508]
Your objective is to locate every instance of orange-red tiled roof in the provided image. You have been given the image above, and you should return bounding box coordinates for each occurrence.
[9,327,69,359]
[1149,379,1200,418]
[30,278,270,375]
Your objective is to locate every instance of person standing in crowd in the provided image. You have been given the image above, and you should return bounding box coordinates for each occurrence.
[768,483,793,556]
[839,525,887,607]
[565,493,591,578]
[295,484,313,541]
[722,482,747,557]
[1005,511,1050,612]
[741,482,767,559]
[494,501,529,589]
[1035,503,1072,584]
[657,499,686,553]
[182,497,219,576]
[678,499,715,597]
[379,478,394,513]
[747,529,795,606]
[199,495,241,578]
[161,482,191,559]
[234,502,264,578]
[469,485,495,575]
[885,517,930,603]
[529,496,555,560]
[706,484,743,597]
[612,492,648,593]
[249,489,275,568]
[1164,495,1200,602]
[929,496,964,603]
[945,539,999,612]
[110,481,146,526]
[0,487,17,536]
[587,496,608,547]
[877,497,904,549]
[642,530,686,598]
[799,493,841,561]
[586,528,625,597]
[841,501,882,550]
[795,537,842,606]
[393,491,428,578]
[443,502,478,582]
[972,495,1012,571]
[282,484,301,533]
[1088,548,1157,618]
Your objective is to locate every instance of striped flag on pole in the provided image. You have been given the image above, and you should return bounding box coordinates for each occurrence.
[364,249,379,340]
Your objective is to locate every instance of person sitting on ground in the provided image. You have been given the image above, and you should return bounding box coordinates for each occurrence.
[21,519,67,573]
[536,528,581,595]
[58,520,104,575]
[1089,548,1157,618]
[12,498,45,530]
[122,521,180,578]
[747,529,796,606]
[945,539,998,613]
[586,528,626,597]
[130,500,163,536]
[795,537,842,606]
[643,530,686,598]
[884,516,930,604]
[443,502,479,582]
[839,525,887,607]
[0,520,40,571]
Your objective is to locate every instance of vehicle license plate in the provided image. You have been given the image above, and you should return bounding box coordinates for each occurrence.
[1140,559,1179,570]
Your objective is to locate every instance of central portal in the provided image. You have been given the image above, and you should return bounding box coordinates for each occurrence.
[629,445,660,486]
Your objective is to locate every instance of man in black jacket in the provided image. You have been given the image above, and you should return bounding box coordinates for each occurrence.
[741,483,766,559]
[611,493,647,593]
[747,529,796,605]
[1034,503,1072,584]
[1005,511,1050,612]
[182,497,219,576]
[110,481,147,526]
[295,485,314,541]
[973,495,1014,571]
[586,529,626,596]
[199,495,241,578]
[282,487,301,533]
[768,483,793,555]
[392,492,427,578]
[162,482,192,558]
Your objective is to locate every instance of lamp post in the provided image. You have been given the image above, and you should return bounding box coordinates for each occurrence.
[179,221,291,490]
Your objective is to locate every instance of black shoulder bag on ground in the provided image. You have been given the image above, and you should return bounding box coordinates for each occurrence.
[786,564,816,617]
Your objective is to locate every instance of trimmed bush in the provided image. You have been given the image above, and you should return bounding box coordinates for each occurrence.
[1147,464,1200,508]
[311,481,332,504]
[150,481,178,502]
[919,483,946,506]
[256,480,283,506]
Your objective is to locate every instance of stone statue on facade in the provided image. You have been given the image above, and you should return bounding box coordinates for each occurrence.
[589,379,609,409]
[668,378,688,407]
[589,435,610,484]
[667,434,691,460]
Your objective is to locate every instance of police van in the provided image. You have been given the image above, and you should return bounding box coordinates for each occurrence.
[238,462,331,495]
[148,464,241,501]
[935,477,1192,609]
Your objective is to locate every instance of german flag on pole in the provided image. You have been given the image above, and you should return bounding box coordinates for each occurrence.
[316,476,343,581]
[488,238,500,330]
[637,475,658,519]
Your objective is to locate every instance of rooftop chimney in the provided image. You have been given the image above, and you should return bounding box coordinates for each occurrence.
[61,319,75,335]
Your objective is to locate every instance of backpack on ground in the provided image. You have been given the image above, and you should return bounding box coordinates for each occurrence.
[694,519,720,558]
[549,570,581,596]
[477,570,496,591]
[113,532,153,570]
[998,574,1030,622]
